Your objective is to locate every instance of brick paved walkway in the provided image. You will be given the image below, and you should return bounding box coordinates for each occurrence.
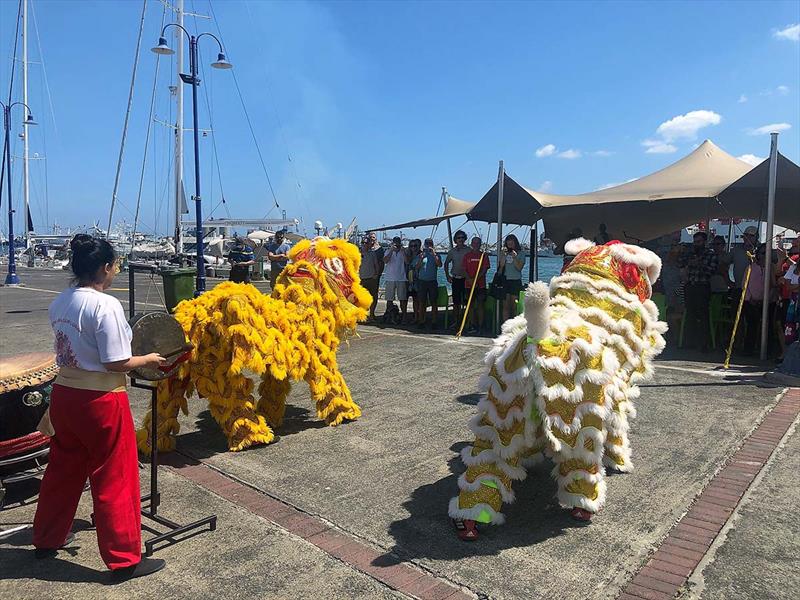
[619,388,800,600]
[161,452,473,600]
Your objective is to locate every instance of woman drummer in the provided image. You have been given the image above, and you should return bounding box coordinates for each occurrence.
[33,234,166,581]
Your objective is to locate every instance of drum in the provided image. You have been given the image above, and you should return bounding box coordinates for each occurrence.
[0,353,57,446]
[129,312,192,381]
[1,353,57,507]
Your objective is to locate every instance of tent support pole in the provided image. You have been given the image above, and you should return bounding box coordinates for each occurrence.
[496,161,505,332]
[446,217,453,250]
[531,221,538,283]
[760,132,779,361]
[727,218,733,252]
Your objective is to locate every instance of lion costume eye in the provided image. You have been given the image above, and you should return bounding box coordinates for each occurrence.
[324,257,344,275]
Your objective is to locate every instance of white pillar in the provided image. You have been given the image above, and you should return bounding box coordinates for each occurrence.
[759,132,779,361]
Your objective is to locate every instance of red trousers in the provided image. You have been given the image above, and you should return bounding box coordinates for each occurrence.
[33,385,141,569]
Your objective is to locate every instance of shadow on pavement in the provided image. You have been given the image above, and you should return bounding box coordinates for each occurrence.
[455,393,483,406]
[377,442,585,565]
[0,548,106,584]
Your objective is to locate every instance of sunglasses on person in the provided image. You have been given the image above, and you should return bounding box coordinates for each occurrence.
[455,236,466,241]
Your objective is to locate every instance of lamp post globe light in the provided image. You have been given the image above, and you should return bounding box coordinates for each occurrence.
[152,25,231,296]
[2,101,36,286]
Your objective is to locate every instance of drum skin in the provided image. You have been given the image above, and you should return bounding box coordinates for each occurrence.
[0,353,57,443]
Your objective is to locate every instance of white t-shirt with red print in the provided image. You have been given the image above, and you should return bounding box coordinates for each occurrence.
[49,287,132,373]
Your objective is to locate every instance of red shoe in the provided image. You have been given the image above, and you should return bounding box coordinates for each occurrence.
[570,508,593,523]
[453,518,479,541]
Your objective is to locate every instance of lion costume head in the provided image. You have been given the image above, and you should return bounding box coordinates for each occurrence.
[274,236,372,333]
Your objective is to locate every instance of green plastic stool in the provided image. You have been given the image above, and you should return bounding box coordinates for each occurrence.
[436,285,450,328]
[651,292,667,320]
[678,296,725,349]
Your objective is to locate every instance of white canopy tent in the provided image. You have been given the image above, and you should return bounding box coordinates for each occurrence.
[369,193,476,232]
[467,140,766,248]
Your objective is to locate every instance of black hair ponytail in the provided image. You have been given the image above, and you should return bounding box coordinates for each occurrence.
[69,234,117,285]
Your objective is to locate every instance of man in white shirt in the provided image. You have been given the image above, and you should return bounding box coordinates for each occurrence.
[383,236,409,322]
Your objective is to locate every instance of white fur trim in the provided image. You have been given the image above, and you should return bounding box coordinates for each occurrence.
[524,281,551,341]
[459,446,528,480]
[448,497,506,524]
[606,243,662,285]
[564,238,595,256]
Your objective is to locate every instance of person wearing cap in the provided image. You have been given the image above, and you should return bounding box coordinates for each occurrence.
[267,229,291,288]
[444,230,470,329]
[228,237,255,284]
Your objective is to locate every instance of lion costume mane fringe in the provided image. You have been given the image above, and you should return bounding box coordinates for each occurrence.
[136,237,372,453]
[449,239,667,523]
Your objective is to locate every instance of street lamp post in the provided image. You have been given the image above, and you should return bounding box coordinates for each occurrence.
[152,26,231,295]
[2,101,36,286]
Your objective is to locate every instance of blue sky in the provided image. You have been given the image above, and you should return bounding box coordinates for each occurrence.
[1,0,798,239]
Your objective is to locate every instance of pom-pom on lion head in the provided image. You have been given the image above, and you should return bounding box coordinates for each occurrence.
[277,237,372,314]
[563,239,662,302]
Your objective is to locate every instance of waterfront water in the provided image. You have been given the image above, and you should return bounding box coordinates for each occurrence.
[433,253,562,287]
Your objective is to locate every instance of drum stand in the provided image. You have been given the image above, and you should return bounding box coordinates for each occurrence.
[131,378,217,556]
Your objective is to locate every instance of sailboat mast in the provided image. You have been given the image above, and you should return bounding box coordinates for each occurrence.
[22,0,31,254]
[174,0,184,254]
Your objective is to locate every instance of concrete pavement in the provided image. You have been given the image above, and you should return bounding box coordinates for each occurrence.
[1,268,798,599]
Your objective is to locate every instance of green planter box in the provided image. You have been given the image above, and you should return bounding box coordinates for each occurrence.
[159,267,196,313]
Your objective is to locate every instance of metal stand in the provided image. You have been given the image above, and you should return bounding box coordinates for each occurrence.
[130,378,216,555]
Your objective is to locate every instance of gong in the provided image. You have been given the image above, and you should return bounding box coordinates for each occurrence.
[129,312,192,381]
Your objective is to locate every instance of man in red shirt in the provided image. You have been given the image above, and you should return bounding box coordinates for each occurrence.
[462,237,490,334]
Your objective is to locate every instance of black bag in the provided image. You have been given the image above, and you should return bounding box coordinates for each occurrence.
[489,272,506,300]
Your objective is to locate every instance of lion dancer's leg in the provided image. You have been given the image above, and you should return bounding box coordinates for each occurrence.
[449,405,546,533]
[195,362,275,452]
[136,374,192,453]
[603,380,637,473]
[306,355,361,426]
[546,382,608,523]
[257,374,291,428]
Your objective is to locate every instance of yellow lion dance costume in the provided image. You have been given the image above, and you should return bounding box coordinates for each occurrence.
[137,237,371,453]
[450,239,666,535]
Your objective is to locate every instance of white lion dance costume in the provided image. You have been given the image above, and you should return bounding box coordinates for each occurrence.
[449,239,666,532]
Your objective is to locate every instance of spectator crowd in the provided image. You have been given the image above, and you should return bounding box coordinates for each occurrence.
[656,226,799,360]
[358,230,522,335]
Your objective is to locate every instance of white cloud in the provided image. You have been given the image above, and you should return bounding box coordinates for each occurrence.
[592,150,613,157]
[557,149,582,159]
[537,180,553,192]
[738,94,748,103]
[774,23,800,42]
[737,154,765,167]
[777,85,790,95]
[747,122,792,135]
[655,110,722,141]
[642,139,678,154]
[535,144,556,158]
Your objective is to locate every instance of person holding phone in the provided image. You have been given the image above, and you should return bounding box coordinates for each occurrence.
[34,235,167,581]
[414,238,442,329]
[498,234,525,321]
[383,236,410,323]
